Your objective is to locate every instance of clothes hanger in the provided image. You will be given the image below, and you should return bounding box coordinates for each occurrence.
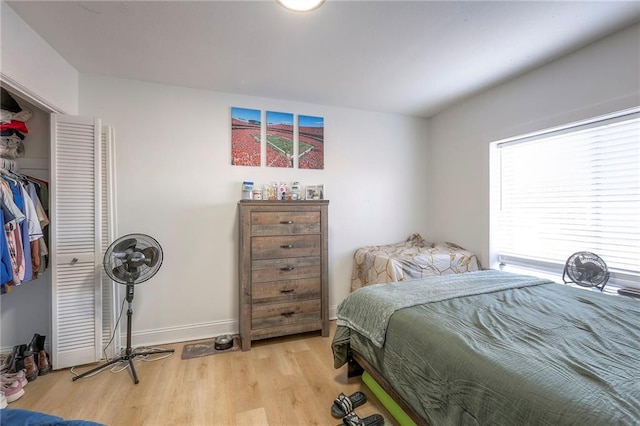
[0,167,19,184]
[0,157,21,176]
[23,175,44,186]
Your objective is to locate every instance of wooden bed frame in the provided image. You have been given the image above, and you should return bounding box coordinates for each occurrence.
[348,349,427,426]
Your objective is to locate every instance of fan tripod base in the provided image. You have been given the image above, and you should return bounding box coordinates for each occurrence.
[72,347,175,384]
[72,283,174,384]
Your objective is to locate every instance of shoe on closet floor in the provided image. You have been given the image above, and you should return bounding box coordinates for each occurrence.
[21,353,38,382]
[36,335,51,376]
[1,369,28,388]
[0,353,11,374]
[27,334,51,376]
[37,349,51,376]
[1,345,21,374]
[27,334,41,354]
[0,379,25,403]
[12,345,38,383]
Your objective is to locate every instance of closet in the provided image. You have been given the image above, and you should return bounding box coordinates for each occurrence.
[0,85,118,370]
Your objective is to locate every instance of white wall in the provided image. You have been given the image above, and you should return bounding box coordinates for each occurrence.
[427,23,640,268]
[79,75,430,346]
[0,3,77,353]
[0,1,78,114]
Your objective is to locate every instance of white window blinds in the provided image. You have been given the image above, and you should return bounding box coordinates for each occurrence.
[494,108,640,288]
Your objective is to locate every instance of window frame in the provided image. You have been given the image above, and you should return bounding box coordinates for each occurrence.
[489,106,640,292]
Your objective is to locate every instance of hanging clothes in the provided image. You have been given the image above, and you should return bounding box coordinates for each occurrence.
[0,201,14,294]
[27,181,48,278]
[0,170,50,293]
[20,182,43,279]
[24,176,50,273]
[4,178,32,282]
[0,90,49,294]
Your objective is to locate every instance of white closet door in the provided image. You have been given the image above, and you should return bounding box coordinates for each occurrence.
[101,125,119,359]
[50,115,102,369]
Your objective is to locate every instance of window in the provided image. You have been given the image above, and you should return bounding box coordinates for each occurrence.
[491,107,640,290]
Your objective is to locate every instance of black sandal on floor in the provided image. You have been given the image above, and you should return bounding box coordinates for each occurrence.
[341,412,385,426]
[331,391,368,418]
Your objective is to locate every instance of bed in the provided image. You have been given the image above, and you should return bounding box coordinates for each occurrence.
[333,270,640,425]
[351,234,480,292]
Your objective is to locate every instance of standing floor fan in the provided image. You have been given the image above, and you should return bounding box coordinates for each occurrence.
[73,233,174,384]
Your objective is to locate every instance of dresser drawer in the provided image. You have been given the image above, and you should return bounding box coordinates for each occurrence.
[252,256,320,283]
[251,235,320,259]
[252,278,321,304]
[251,299,321,330]
[251,211,320,236]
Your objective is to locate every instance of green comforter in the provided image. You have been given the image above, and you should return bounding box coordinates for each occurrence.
[337,270,551,348]
[333,271,640,425]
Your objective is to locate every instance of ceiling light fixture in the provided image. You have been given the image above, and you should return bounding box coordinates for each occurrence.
[276,0,326,12]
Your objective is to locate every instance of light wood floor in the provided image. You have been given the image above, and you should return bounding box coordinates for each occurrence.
[8,321,396,425]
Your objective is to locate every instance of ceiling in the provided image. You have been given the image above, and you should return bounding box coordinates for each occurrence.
[6,1,640,118]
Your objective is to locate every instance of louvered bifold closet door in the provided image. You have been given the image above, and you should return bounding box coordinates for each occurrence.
[50,115,102,370]
[101,126,119,359]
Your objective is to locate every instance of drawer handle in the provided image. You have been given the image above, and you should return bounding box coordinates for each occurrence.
[280,244,294,249]
[280,289,295,294]
[280,266,295,271]
[281,311,295,318]
[280,220,294,224]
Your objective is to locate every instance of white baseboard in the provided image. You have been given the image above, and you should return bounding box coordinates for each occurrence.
[129,318,238,348]
[129,304,339,348]
[1,305,341,356]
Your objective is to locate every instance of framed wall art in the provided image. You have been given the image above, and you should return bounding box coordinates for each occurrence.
[298,115,324,170]
[266,111,294,168]
[231,107,261,166]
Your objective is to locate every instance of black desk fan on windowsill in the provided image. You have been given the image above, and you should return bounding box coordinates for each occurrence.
[72,233,174,384]
[562,251,610,292]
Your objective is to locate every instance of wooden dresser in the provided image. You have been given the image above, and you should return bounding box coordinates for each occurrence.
[238,200,329,351]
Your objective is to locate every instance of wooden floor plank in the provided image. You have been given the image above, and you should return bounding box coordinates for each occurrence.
[7,321,397,425]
